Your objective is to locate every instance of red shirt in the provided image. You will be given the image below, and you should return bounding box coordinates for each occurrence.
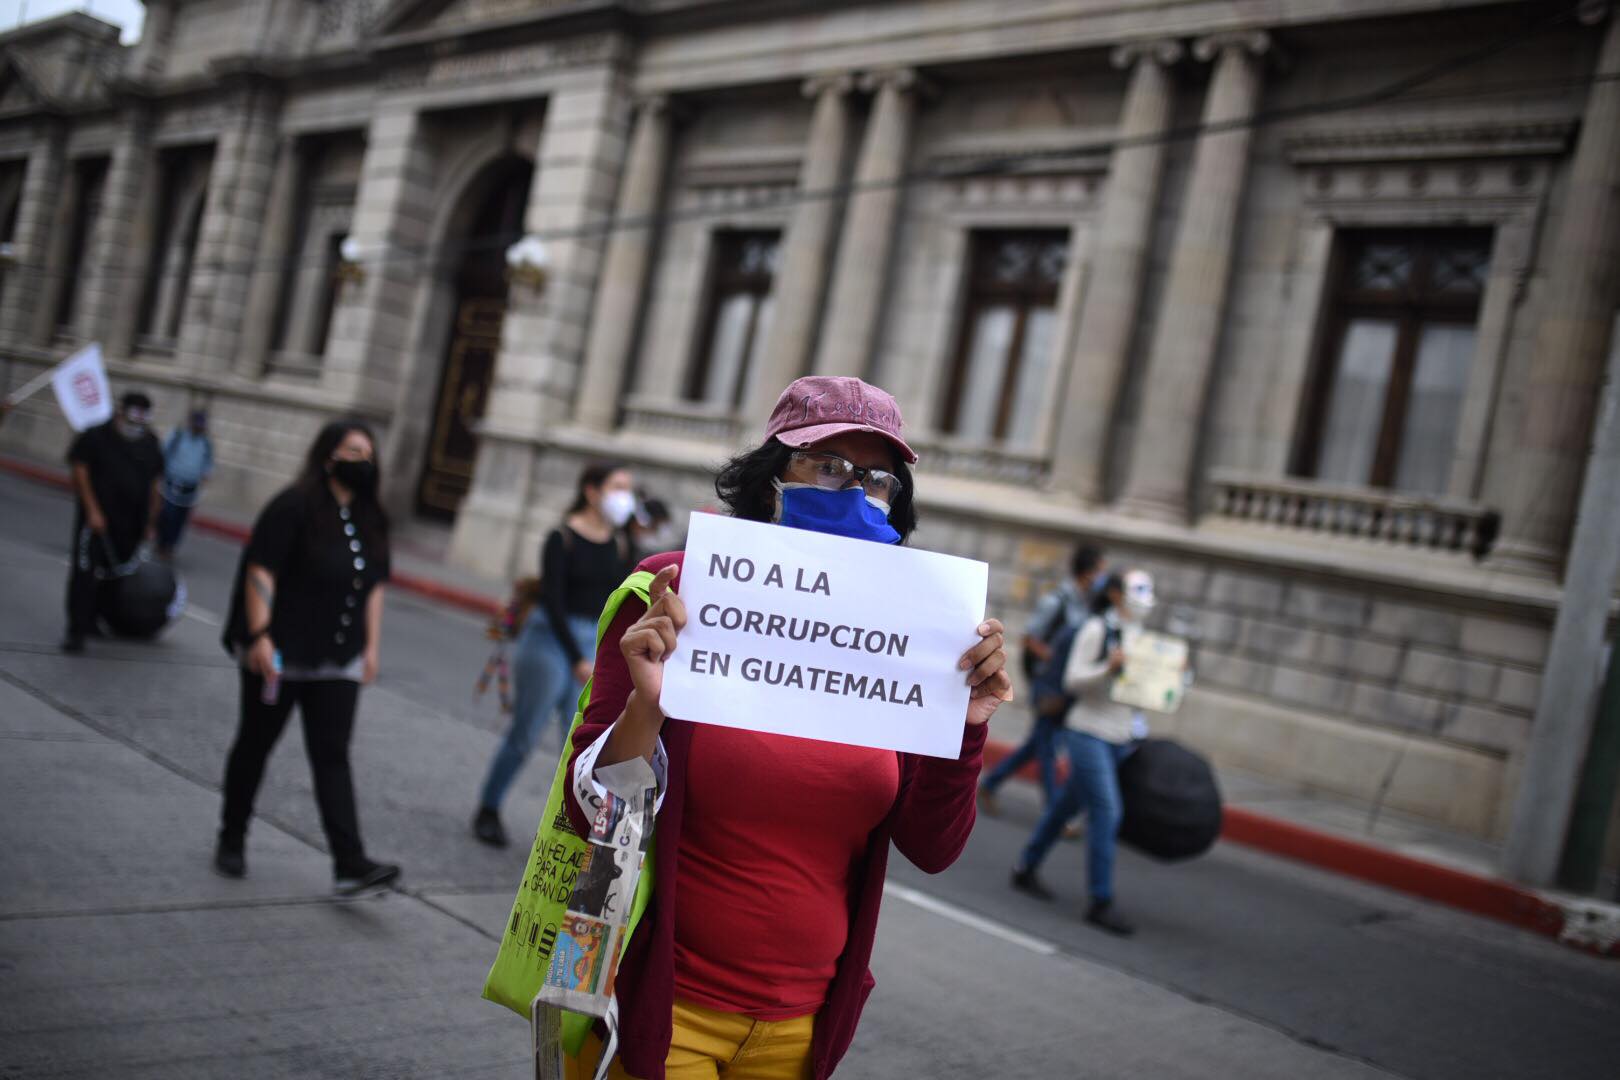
[565,552,986,1080]
[674,725,900,1020]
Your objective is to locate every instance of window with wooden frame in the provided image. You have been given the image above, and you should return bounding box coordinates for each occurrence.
[1296,229,1492,495]
[941,229,1069,447]
[685,229,781,408]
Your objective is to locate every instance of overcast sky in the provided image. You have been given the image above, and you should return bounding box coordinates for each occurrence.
[1,0,145,43]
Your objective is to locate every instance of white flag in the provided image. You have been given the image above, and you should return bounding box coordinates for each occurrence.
[50,343,113,431]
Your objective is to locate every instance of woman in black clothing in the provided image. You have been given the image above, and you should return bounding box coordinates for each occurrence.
[473,461,637,847]
[215,420,401,895]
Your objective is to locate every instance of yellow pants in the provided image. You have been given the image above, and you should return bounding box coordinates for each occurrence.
[566,998,815,1080]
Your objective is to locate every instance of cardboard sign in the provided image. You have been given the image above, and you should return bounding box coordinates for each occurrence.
[660,513,989,759]
[1110,628,1189,714]
[50,343,113,432]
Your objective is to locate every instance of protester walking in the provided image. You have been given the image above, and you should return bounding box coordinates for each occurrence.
[157,409,215,559]
[556,376,1012,1080]
[61,391,165,654]
[472,461,638,848]
[1010,570,1156,936]
[978,543,1104,812]
[215,419,400,895]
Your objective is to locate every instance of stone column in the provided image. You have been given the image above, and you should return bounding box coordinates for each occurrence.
[812,68,923,377]
[0,120,66,345]
[74,105,155,348]
[1048,41,1182,501]
[743,73,857,424]
[236,136,305,376]
[1488,13,1620,577]
[1116,31,1269,522]
[178,77,282,371]
[321,104,436,406]
[33,149,82,345]
[573,95,675,431]
[449,62,636,580]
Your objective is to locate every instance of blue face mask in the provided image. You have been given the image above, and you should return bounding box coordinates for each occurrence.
[773,481,900,545]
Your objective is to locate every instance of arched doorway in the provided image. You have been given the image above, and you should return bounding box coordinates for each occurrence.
[416,155,534,519]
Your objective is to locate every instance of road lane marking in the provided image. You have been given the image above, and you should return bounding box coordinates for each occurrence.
[183,604,222,627]
[883,880,1059,956]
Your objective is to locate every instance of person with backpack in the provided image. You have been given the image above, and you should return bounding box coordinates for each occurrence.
[545,376,1010,1080]
[977,543,1104,813]
[1010,569,1156,937]
[472,461,638,848]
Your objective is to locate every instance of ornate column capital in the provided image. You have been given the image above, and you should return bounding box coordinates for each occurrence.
[1192,29,1271,64]
[803,71,858,100]
[857,67,936,98]
[1111,39,1184,70]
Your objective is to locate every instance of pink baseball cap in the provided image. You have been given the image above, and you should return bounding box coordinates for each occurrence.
[763,376,918,464]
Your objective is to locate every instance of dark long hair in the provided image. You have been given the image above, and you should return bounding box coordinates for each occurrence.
[1091,572,1124,616]
[295,419,389,556]
[713,439,919,543]
[567,460,630,515]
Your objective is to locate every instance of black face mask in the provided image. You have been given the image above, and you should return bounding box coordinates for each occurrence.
[330,459,377,496]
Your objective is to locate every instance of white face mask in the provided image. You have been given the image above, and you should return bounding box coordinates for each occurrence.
[601,489,637,528]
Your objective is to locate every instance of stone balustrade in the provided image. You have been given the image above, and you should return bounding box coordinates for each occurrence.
[1205,470,1500,558]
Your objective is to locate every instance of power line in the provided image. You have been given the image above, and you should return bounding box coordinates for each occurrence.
[0,1,1601,288]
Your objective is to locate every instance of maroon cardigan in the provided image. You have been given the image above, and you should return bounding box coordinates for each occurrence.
[564,551,986,1080]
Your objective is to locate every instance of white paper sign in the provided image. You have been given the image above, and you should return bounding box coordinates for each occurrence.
[660,513,989,759]
[50,343,113,431]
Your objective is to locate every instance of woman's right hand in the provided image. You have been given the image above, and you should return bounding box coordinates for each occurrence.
[1107,646,1126,674]
[248,636,278,679]
[620,564,686,709]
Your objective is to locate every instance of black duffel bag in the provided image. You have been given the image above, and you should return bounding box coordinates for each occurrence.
[97,541,183,639]
[1117,738,1223,861]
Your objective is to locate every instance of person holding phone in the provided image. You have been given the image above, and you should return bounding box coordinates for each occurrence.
[215,419,400,896]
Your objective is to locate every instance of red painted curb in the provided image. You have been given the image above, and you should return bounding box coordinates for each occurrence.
[0,454,505,620]
[981,737,1605,953]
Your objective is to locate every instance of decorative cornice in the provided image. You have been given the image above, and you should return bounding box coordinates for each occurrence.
[1283,120,1577,165]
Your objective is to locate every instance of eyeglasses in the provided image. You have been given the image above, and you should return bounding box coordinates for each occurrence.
[788,451,904,504]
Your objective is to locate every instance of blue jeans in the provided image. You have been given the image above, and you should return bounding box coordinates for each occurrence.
[980,714,1062,804]
[1019,730,1136,902]
[478,611,597,812]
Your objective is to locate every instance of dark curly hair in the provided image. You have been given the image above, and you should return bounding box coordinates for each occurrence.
[714,439,919,543]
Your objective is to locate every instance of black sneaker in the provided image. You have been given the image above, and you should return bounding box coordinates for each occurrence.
[59,633,85,654]
[1010,866,1055,901]
[214,837,246,879]
[472,807,508,848]
[334,858,401,896]
[1085,899,1136,937]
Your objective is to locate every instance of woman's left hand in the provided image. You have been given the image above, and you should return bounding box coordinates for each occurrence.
[362,648,380,685]
[960,619,1013,726]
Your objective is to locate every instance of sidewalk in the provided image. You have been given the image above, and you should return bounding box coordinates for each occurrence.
[3,451,1616,958]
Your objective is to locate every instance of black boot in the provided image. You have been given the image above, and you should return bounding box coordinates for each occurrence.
[1010,865,1056,901]
[1085,899,1135,937]
[214,835,246,879]
[472,807,508,848]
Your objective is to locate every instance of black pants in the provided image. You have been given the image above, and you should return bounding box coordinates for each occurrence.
[65,524,115,637]
[221,671,366,869]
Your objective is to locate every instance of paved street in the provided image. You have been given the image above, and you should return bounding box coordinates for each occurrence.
[3,470,1618,1079]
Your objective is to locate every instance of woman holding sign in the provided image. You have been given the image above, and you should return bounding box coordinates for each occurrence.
[560,376,1011,1080]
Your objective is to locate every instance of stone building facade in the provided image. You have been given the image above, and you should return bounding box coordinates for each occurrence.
[2,1,1618,852]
